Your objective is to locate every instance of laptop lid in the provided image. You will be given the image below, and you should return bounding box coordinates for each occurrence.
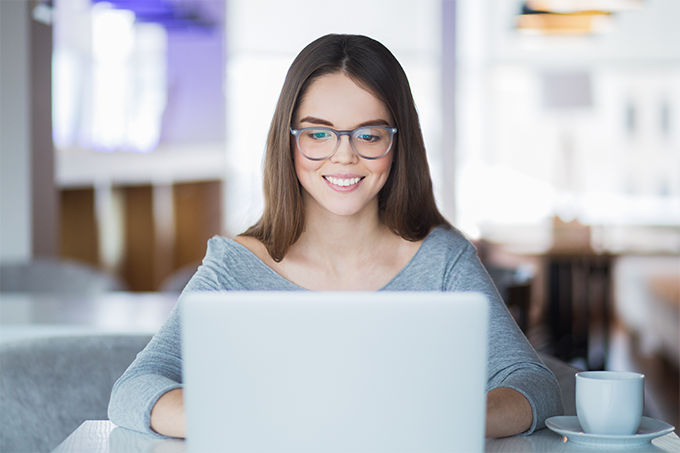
[182,291,488,453]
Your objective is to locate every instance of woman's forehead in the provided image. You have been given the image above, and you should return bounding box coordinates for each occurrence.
[294,73,393,128]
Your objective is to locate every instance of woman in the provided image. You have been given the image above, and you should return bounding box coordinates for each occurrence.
[108,34,563,439]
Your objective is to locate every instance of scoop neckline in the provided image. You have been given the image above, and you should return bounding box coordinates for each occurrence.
[228,226,443,291]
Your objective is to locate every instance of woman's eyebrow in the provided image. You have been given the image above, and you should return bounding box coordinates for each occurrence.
[356,119,391,128]
[298,116,391,128]
[299,116,333,126]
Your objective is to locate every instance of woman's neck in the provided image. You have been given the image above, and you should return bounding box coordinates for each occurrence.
[294,197,389,264]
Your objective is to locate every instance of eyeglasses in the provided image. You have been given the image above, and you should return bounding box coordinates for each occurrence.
[290,126,397,161]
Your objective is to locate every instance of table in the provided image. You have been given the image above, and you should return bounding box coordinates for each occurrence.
[52,420,680,453]
[0,292,178,343]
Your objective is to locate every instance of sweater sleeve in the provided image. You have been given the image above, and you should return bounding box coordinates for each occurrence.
[446,240,565,435]
[107,237,232,436]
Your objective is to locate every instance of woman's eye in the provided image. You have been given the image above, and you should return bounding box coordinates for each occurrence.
[308,131,331,140]
[357,133,379,142]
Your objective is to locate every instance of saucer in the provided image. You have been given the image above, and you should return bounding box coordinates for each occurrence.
[545,416,675,447]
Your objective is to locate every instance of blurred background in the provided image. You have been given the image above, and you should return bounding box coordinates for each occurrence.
[1,0,678,428]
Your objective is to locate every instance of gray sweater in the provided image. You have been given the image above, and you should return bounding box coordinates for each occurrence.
[108,226,564,436]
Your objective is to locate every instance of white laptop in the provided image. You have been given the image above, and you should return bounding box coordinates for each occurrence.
[182,291,489,453]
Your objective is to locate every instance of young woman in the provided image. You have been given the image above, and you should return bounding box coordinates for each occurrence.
[108,34,563,440]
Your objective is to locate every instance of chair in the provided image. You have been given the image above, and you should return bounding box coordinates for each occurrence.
[0,258,127,294]
[0,335,151,453]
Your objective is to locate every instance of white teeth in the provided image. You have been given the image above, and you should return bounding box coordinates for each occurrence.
[325,176,361,187]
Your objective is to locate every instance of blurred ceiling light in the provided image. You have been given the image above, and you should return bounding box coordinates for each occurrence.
[516,0,645,35]
[91,0,216,30]
[525,0,645,13]
[516,11,614,35]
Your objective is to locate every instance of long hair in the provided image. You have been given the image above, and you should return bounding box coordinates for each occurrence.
[242,34,449,261]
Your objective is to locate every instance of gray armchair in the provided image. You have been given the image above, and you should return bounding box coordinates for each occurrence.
[0,258,127,294]
[0,335,151,453]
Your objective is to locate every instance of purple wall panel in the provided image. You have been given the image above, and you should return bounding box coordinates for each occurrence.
[161,28,225,144]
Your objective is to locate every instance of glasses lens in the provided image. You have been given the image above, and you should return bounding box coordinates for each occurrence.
[351,127,393,159]
[297,128,337,160]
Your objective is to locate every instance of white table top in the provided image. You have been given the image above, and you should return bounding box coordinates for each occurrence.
[53,420,680,453]
[0,292,178,343]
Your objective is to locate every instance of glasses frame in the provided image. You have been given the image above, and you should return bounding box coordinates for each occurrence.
[290,126,398,161]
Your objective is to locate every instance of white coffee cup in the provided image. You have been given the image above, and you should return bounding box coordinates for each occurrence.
[575,371,644,435]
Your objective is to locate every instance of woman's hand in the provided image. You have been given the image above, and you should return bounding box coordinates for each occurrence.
[485,387,533,438]
[150,388,186,438]
[149,386,531,439]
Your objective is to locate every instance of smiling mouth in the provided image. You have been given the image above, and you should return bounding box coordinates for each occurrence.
[323,176,364,187]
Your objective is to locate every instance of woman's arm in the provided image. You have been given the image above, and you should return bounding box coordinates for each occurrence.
[150,388,186,438]
[440,233,564,434]
[148,376,533,440]
[485,387,533,438]
[109,239,230,435]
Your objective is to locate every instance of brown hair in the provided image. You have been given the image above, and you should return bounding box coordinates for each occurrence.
[242,34,450,261]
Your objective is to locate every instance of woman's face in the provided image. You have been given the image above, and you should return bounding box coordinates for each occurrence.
[292,72,394,219]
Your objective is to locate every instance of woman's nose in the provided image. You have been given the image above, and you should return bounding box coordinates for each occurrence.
[330,135,358,164]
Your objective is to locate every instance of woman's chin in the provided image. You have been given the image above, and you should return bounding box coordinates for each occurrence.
[310,197,379,220]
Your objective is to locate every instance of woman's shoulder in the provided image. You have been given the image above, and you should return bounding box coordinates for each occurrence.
[232,235,270,260]
[186,235,294,291]
[187,235,271,280]
[422,224,476,256]
[205,234,250,257]
[384,225,476,290]
[417,225,481,272]
[182,236,252,290]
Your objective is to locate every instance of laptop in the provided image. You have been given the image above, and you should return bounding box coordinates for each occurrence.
[182,291,489,453]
